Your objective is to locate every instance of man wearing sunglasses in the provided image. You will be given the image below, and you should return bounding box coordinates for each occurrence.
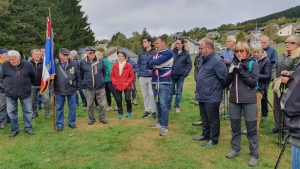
[79,46,107,125]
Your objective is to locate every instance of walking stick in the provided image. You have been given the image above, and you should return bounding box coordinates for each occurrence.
[275,136,290,169]
[258,88,274,110]
[278,84,285,147]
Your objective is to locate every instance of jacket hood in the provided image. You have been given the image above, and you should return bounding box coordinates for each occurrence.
[258,50,267,61]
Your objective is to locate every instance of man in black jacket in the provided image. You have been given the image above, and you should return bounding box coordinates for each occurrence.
[2,50,35,137]
[169,38,192,113]
[0,48,9,129]
[50,48,82,131]
[30,49,50,119]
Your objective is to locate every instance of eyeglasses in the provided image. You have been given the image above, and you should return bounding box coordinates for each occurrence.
[88,52,95,54]
[234,49,245,54]
[199,46,207,50]
[251,50,261,54]
[284,41,295,45]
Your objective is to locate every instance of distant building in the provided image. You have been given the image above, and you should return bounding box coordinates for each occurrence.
[206,31,220,39]
[170,32,183,40]
[277,23,300,36]
[106,47,138,62]
[294,25,300,35]
[170,36,200,54]
[95,43,108,52]
[226,30,240,37]
[248,32,263,43]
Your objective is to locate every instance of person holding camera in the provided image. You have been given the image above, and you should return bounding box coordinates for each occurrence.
[224,42,259,167]
[271,35,300,137]
[51,48,82,131]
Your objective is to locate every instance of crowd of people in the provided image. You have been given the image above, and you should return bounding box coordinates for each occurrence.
[0,34,300,167]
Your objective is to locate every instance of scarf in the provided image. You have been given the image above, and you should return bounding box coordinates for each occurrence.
[118,60,126,76]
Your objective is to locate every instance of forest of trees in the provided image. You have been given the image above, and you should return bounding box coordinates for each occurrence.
[0,0,95,57]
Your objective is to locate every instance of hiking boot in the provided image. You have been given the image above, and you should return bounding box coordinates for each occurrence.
[0,124,5,129]
[248,158,259,167]
[118,114,123,119]
[226,150,240,158]
[195,101,199,106]
[105,106,113,112]
[152,112,157,119]
[192,120,203,126]
[126,112,131,117]
[32,114,39,119]
[88,119,96,125]
[132,99,138,105]
[242,130,247,135]
[150,122,162,128]
[142,112,151,118]
[45,115,50,119]
[175,108,180,113]
[159,127,168,136]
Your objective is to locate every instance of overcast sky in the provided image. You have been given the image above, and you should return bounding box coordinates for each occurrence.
[80,0,300,41]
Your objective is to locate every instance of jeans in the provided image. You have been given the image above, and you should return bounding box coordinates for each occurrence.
[31,86,50,116]
[152,84,171,128]
[0,92,7,125]
[292,145,300,169]
[169,76,185,109]
[6,97,33,133]
[76,88,87,107]
[55,94,76,127]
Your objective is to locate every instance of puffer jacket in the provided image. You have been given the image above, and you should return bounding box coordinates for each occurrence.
[224,55,259,103]
[30,59,43,86]
[103,57,112,82]
[257,51,272,92]
[111,62,134,91]
[137,46,156,78]
[171,48,192,78]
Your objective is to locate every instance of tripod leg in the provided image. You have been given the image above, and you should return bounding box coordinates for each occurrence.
[275,136,290,169]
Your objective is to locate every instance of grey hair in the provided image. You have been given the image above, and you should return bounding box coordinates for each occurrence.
[31,49,41,54]
[227,36,236,43]
[260,35,270,41]
[95,51,103,56]
[250,41,263,50]
[7,50,21,59]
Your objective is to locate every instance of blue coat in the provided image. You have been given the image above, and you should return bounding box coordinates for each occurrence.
[137,46,156,78]
[195,51,228,103]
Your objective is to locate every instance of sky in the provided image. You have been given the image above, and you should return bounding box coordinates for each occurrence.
[80,0,300,41]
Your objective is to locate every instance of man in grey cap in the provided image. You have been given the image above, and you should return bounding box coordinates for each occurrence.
[2,50,35,137]
[79,46,107,125]
[50,48,82,131]
[0,48,9,128]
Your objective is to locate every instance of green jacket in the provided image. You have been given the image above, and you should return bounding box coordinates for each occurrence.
[271,53,300,80]
[103,58,112,82]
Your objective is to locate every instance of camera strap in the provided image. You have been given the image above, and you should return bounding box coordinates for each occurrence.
[58,64,69,81]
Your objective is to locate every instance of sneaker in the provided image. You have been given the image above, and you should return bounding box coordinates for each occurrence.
[192,120,203,126]
[32,114,39,119]
[159,127,168,136]
[118,114,123,119]
[242,130,247,135]
[248,157,259,167]
[132,99,138,105]
[142,112,151,118]
[126,112,131,117]
[105,106,113,112]
[226,150,240,158]
[114,106,118,111]
[195,101,199,106]
[0,124,5,129]
[45,115,50,119]
[175,108,180,113]
[150,122,162,128]
[152,112,157,119]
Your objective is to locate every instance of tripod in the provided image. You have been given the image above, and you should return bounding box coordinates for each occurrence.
[275,136,290,169]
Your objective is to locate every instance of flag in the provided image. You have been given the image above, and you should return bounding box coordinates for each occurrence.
[40,16,55,94]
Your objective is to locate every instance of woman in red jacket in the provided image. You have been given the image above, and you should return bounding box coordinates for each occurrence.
[111,51,135,119]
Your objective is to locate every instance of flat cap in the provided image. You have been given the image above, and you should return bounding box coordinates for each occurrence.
[59,48,70,55]
[85,46,96,51]
[0,48,9,54]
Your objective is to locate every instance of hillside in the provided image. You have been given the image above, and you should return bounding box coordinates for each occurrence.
[242,5,300,24]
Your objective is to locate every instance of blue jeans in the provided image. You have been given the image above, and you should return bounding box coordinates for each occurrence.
[76,88,86,107]
[292,145,300,169]
[37,92,42,108]
[6,97,33,132]
[152,84,171,128]
[55,94,76,127]
[169,76,185,109]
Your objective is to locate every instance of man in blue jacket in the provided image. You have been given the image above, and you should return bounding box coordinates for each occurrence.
[2,50,36,137]
[193,39,228,146]
[169,38,192,113]
[80,46,107,125]
[147,36,173,136]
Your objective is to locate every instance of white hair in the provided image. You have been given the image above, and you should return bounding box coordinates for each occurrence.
[7,50,21,59]
[260,35,270,41]
[95,51,103,56]
[227,36,236,43]
[250,41,263,50]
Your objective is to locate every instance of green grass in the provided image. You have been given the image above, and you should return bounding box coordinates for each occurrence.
[0,47,291,169]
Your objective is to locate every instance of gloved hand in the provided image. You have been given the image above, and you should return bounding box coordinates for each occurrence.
[233,66,242,74]
[241,64,248,72]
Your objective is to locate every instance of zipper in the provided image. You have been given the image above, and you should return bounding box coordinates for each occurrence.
[235,62,240,103]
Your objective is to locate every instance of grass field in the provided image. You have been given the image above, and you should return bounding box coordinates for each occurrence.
[0,47,291,169]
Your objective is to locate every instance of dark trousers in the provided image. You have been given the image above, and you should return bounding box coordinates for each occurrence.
[199,102,221,142]
[105,82,117,106]
[261,84,269,117]
[115,90,132,115]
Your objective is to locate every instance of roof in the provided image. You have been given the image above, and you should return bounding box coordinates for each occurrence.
[179,36,199,45]
[119,48,138,58]
[226,30,239,35]
[106,47,118,56]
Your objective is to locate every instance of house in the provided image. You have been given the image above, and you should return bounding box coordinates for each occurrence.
[106,47,138,63]
[248,32,262,43]
[170,36,200,54]
[206,31,220,39]
[294,25,300,35]
[95,43,108,52]
[277,24,294,36]
[170,32,183,40]
[226,30,239,37]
